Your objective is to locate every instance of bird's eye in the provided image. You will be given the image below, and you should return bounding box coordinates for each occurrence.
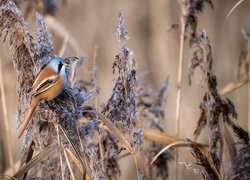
[57,62,63,73]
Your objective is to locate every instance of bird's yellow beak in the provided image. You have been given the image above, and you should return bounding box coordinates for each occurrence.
[62,62,69,67]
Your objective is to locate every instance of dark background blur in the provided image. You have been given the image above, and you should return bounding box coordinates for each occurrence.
[1,0,250,179]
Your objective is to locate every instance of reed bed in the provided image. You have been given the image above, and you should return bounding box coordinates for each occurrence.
[0,0,249,179]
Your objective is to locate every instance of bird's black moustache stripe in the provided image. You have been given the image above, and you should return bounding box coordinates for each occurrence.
[57,62,63,73]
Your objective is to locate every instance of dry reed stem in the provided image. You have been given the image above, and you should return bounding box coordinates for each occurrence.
[223,0,246,30]
[59,125,98,179]
[248,74,250,134]
[0,58,15,173]
[13,145,58,178]
[92,45,99,109]
[55,123,65,180]
[143,128,183,145]
[150,141,189,165]
[176,11,185,139]
[175,15,185,180]
[58,125,86,171]
[133,154,140,180]
[0,175,18,180]
[65,147,84,175]
[219,121,224,180]
[63,147,76,180]
[75,121,88,178]
[219,79,248,95]
[91,45,105,169]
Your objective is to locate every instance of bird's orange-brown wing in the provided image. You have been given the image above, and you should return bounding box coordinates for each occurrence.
[31,67,58,98]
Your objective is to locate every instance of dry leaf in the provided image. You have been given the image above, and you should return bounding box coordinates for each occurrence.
[13,145,58,178]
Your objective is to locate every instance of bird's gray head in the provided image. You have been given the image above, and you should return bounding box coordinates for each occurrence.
[48,57,69,76]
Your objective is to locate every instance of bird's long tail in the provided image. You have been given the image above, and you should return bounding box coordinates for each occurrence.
[18,99,39,138]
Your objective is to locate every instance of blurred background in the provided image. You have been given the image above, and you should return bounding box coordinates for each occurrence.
[1,0,250,179]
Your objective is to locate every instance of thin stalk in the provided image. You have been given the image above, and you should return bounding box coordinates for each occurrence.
[92,45,99,109]
[55,124,65,180]
[0,59,15,173]
[248,70,250,136]
[63,147,76,180]
[175,15,185,180]
[176,16,185,143]
[92,45,105,170]
[75,121,88,179]
[133,153,140,180]
[223,0,245,30]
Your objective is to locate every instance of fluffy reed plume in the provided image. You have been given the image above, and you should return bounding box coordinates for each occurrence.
[103,11,137,131]
[137,76,172,179]
[228,144,250,180]
[0,0,93,178]
[190,30,225,174]
[189,29,250,179]
[99,11,137,179]
[174,3,214,177]
[101,12,172,178]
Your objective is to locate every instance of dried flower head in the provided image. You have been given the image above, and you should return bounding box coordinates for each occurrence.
[189,30,249,177]
[103,11,137,130]
[189,140,219,180]
[137,75,171,179]
[179,0,214,45]
[228,145,250,180]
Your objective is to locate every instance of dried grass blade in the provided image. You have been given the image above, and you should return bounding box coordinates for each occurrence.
[144,128,207,148]
[150,141,192,165]
[59,125,106,179]
[0,175,18,180]
[0,58,14,173]
[55,124,65,180]
[144,128,183,145]
[223,0,245,29]
[13,145,58,178]
[62,125,108,179]
[219,79,248,95]
[84,110,134,154]
[63,148,76,180]
[58,125,86,173]
[65,147,84,175]
[133,154,140,180]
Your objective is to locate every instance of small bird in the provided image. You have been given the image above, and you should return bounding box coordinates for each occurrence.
[18,57,68,138]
